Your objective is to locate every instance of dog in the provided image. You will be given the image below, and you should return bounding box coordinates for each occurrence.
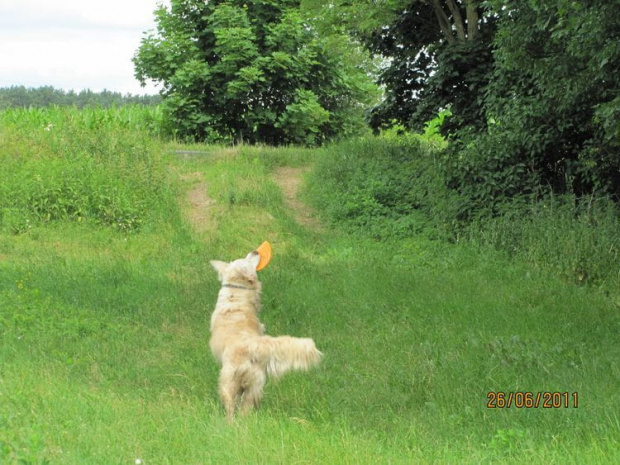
[209,249,322,421]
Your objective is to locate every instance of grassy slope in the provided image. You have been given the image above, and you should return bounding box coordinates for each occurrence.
[1,143,619,463]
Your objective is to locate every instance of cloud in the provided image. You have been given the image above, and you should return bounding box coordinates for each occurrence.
[0,0,158,30]
[0,0,165,94]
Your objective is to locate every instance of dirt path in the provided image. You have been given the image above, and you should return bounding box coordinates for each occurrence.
[180,172,216,236]
[178,164,320,237]
[272,166,321,231]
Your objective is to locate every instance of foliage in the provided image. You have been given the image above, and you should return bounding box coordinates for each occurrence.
[273,89,330,145]
[364,1,495,134]
[482,0,620,198]
[0,85,161,109]
[307,135,620,287]
[309,1,619,213]
[0,107,172,234]
[304,1,495,133]
[134,0,378,144]
[306,135,460,239]
[441,0,620,215]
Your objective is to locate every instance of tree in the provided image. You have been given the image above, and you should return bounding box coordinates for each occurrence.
[366,1,494,133]
[445,0,620,214]
[491,0,619,197]
[133,0,378,144]
[310,0,619,210]
[0,86,160,109]
[303,1,494,133]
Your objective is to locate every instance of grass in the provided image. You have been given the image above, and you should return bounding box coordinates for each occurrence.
[1,109,619,463]
[306,136,620,289]
[462,196,620,288]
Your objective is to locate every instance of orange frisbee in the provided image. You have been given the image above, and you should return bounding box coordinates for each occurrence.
[255,241,272,271]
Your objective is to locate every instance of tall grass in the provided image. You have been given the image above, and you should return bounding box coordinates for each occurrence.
[463,195,620,288]
[306,135,620,288]
[0,106,172,234]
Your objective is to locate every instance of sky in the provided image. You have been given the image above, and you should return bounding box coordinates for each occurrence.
[0,0,168,95]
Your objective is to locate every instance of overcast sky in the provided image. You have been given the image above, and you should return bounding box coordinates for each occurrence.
[0,0,167,95]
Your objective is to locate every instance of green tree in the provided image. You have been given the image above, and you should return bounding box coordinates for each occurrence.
[133,0,377,144]
[308,0,619,212]
[304,0,493,133]
[0,86,160,109]
[446,0,620,215]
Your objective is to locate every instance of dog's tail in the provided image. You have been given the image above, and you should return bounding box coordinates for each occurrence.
[250,335,322,378]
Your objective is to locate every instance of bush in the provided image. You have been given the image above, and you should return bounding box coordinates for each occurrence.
[306,135,459,239]
[307,135,620,287]
[450,1,620,203]
[444,128,543,220]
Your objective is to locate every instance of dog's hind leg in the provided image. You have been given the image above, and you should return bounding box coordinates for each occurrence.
[240,365,266,417]
[218,365,240,422]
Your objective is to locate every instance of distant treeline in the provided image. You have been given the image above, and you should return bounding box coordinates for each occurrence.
[0,86,161,109]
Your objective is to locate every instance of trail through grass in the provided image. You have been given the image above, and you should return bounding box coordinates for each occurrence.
[272,166,322,231]
[1,138,619,463]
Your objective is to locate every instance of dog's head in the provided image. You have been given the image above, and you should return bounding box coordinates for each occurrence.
[210,251,262,290]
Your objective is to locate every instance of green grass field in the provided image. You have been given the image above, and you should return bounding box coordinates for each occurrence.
[1,109,619,463]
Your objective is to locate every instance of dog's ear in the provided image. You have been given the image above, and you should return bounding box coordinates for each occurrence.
[210,260,228,281]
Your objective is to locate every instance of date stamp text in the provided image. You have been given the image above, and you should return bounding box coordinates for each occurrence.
[487,391,579,409]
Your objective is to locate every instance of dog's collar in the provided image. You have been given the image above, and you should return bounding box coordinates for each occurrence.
[222,283,253,291]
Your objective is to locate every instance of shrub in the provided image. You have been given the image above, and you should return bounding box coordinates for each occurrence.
[306,135,459,239]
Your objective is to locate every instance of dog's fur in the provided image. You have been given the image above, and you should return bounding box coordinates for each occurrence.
[209,250,322,421]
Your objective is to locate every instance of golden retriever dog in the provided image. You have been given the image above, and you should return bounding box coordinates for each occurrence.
[209,250,322,421]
